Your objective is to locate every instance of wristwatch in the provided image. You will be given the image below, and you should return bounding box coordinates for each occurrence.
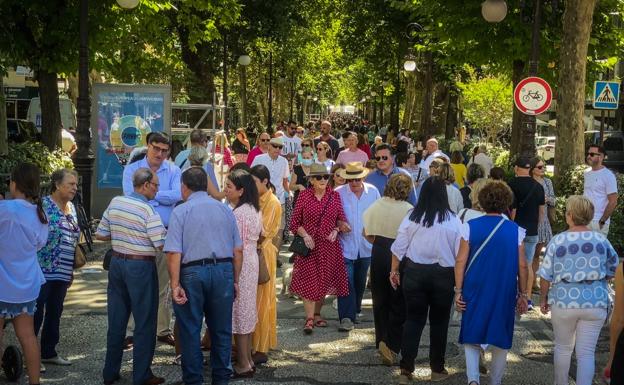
[599,219,606,226]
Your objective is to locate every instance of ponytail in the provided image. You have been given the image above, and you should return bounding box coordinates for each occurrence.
[34,195,48,224]
[11,163,48,224]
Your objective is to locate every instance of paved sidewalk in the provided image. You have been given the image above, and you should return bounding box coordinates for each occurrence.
[2,241,611,384]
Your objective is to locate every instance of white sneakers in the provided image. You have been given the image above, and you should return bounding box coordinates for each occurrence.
[338,318,354,331]
[41,355,71,366]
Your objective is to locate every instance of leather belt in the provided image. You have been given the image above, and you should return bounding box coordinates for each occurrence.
[181,257,233,268]
[112,251,155,262]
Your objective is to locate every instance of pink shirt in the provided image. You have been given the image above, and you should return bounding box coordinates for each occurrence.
[246,146,265,166]
[336,148,369,165]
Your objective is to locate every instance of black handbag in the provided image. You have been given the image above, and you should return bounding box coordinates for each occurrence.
[288,195,333,257]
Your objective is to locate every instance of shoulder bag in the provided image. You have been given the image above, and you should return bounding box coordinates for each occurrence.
[288,194,334,257]
[257,248,270,284]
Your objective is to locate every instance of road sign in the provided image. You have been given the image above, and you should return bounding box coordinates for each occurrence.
[593,81,620,109]
[513,76,553,115]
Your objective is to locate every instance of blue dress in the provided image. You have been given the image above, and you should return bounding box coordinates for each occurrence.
[458,215,521,350]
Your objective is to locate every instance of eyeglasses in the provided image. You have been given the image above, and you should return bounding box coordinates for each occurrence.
[588,152,602,157]
[149,182,160,188]
[150,144,169,154]
[347,178,362,183]
[259,138,270,142]
[271,144,283,149]
[313,175,331,181]
[375,156,389,161]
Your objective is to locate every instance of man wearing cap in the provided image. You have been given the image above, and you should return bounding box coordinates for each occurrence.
[419,138,450,176]
[165,167,243,385]
[365,144,417,205]
[335,162,380,332]
[251,136,290,246]
[508,156,545,311]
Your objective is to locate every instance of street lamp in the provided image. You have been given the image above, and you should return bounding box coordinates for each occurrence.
[403,55,417,72]
[74,0,139,217]
[238,55,251,126]
[297,89,304,124]
[481,0,508,23]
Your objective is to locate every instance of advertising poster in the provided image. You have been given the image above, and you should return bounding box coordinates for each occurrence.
[91,84,171,217]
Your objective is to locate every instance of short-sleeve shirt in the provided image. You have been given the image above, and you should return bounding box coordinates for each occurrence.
[164,191,242,263]
[538,231,619,309]
[336,149,369,165]
[584,167,618,223]
[250,153,290,204]
[0,199,48,303]
[37,196,80,282]
[282,136,302,157]
[96,194,166,256]
[508,176,545,236]
[313,136,341,160]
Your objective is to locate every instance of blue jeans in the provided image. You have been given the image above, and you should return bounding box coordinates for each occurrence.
[103,257,158,385]
[338,257,371,322]
[523,235,539,264]
[174,262,234,385]
[34,280,70,359]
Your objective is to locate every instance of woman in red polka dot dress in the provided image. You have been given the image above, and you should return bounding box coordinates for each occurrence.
[289,163,351,334]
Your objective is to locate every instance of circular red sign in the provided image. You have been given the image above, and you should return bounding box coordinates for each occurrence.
[513,76,552,115]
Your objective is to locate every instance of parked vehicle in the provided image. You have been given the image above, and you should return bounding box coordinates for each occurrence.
[7,119,39,143]
[536,136,556,164]
[585,130,624,171]
[26,97,77,132]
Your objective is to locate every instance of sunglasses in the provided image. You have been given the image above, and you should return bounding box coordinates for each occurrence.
[302,144,311,147]
[347,178,362,183]
[375,156,389,161]
[271,144,283,149]
[259,139,270,142]
[313,175,331,181]
[317,147,326,151]
[297,131,304,134]
[588,152,602,157]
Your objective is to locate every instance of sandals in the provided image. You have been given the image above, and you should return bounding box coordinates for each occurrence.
[303,318,314,334]
[313,313,328,328]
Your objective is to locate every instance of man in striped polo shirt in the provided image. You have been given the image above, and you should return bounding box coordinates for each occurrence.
[97,168,167,385]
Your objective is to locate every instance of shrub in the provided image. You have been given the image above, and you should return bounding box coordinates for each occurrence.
[0,142,73,174]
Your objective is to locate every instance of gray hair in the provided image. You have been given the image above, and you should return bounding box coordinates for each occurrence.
[50,168,78,193]
[132,168,154,187]
[189,129,207,145]
[478,144,488,154]
[188,146,208,167]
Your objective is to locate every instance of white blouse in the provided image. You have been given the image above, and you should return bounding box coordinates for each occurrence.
[390,211,463,268]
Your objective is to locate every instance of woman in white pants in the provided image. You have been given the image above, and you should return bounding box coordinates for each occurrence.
[538,195,619,385]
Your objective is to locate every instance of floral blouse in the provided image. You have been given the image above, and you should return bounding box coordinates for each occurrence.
[37,196,80,282]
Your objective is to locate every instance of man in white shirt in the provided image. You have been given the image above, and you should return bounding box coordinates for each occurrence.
[419,138,450,175]
[251,136,291,246]
[583,144,618,236]
[282,120,302,161]
[467,144,494,176]
[336,132,369,165]
[335,162,379,332]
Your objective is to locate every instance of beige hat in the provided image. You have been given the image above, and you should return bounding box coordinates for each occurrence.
[269,137,284,146]
[308,163,332,176]
[337,162,369,180]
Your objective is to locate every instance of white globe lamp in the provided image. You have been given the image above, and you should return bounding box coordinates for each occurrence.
[481,0,508,23]
[404,60,417,72]
[238,55,251,66]
[117,0,139,9]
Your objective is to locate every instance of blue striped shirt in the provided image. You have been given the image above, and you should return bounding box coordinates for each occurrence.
[96,193,166,256]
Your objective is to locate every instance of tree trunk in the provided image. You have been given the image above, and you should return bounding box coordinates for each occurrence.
[0,74,7,155]
[510,60,525,158]
[37,70,62,151]
[555,0,597,179]
[445,90,459,140]
[420,51,434,138]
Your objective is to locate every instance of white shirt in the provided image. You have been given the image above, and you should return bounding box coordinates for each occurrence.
[457,208,509,223]
[317,158,335,172]
[446,184,464,214]
[251,154,290,204]
[468,153,494,175]
[282,135,302,157]
[336,183,380,260]
[390,211,463,267]
[61,129,75,153]
[419,150,450,176]
[584,167,618,223]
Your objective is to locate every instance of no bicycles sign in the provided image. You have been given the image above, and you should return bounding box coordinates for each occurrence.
[513,76,553,115]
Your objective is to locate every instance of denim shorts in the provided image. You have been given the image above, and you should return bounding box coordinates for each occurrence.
[0,300,37,318]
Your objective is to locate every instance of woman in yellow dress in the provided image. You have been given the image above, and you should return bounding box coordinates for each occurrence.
[250,164,282,365]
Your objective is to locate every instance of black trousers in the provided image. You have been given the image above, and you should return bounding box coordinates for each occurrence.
[612,329,624,385]
[399,260,455,373]
[370,236,405,353]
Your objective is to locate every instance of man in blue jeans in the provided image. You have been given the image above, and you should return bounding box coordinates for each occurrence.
[96,168,167,385]
[335,162,380,331]
[165,167,243,385]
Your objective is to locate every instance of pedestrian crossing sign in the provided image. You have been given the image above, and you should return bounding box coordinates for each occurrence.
[593,81,620,109]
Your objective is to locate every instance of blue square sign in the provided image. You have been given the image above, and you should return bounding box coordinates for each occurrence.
[593,81,620,109]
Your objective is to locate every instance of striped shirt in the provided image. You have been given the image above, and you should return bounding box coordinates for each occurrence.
[96,193,166,256]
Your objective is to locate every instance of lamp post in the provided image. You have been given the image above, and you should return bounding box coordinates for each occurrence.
[222,35,229,131]
[370,91,378,125]
[267,51,273,132]
[238,54,251,127]
[74,0,138,217]
[289,71,295,121]
[297,89,304,124]
[381,81,388,127]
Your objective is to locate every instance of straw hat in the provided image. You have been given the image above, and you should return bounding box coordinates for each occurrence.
[308,163,332,177]
[337,162,369,180]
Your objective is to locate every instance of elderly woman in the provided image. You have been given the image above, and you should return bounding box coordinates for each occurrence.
[34,168,80,368]
[438,163,464,214]
[538,195,618,385]
[249,165,282,365]
[455,180,529,385]
[457,178,489,223]
[390,176,463,384]
[0,163,49,384]
[363,174,414,365]
[223,170,262,378]
[289,163,350,334]
[461,163,486,209]
[608,261,624,384]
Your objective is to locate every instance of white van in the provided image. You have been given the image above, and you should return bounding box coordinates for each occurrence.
[26,97,77,133]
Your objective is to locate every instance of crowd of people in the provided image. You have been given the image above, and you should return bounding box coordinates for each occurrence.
[0,116,623,385]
